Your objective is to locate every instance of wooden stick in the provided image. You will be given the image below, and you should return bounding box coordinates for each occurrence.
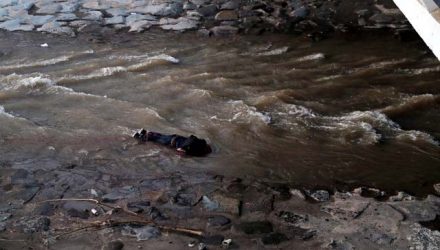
[39,199,204,237]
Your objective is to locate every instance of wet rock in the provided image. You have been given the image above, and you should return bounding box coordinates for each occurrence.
[353,187,386,198]
[132,3,183,17]
[67,208,89,219]
[290,6,308,19]
[127,201,150,213]
[287,226,316,240]
[267,183,291,201]
[197,4,218,17]
[171,193,197,206]
[60,3,78,13]
[215,10,238,21]
[201,235,224,245]
[433,183,440,195]
[148,207,166,220]
[211,25,238,36]
[324,239,354,250]
[221,0,240,10]
[261,232,288,245]
[18,216,50,234]
[102,240,124,250]
[26,15,55,26]
[409,224,440,250]
[0,213,11,222]
[56,13,78,22]
[237,221,273,235]
[278,211,308,224]
[207,215,231,228]
[389,191,415,202]
[0,8,8,21]
[35,203,55,216]
[290,189,306,200]
[211,192,241,215]
[370,232,395,245]
[69,20,92,29]
[122,225,161,241]
[242,191,274,214]
[17,185,40,203]
[82,10,103,21]
[369,13,393,24]
[0,0,16,8]
[128,20,155,32]
[10,169,29,184]
[126,13,157,24]
[36,4,61,14]
[307,190,330,202]
[190,0,211,5]
[105,16,125,25]
[106,8,128,17]
[389,201,437,222]
[184,2,196,10]
[322,199,370,219]
[102,186,138,202]
[37,22,75,37]
[63,201,94,218]
[161,17,198,31]
[0,19,34,31]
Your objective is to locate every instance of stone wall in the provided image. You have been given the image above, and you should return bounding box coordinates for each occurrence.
[0,0,410,37]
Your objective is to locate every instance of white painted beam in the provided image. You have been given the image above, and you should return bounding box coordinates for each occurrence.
[394,0,440,61]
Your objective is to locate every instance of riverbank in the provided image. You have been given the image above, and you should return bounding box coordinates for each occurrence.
[1,164,440,249]
[0,0,414,39]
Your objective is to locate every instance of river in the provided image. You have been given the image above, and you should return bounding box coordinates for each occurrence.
[0,30,439,196]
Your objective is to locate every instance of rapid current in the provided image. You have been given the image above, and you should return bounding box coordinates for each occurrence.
[0,30,439,195]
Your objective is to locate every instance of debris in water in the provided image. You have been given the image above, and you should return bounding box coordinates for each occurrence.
[91,208,98,216]
[222,239,232,248]
[40,43,48,47]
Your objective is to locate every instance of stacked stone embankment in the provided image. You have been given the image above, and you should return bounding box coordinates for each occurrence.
[0,0,411,37]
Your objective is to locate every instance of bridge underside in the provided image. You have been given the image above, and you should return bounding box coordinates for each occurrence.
[394,0,440,61]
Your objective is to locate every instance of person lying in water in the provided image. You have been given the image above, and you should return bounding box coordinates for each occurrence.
[133,129,212,156]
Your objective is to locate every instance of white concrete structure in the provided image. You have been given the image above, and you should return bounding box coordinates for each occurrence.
[394,0,440,61]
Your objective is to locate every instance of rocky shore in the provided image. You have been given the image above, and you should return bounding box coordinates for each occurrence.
[0,0,413,38]
[1,161,440,249]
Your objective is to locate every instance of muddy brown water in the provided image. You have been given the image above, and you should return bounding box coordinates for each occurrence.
[0,30,439,196]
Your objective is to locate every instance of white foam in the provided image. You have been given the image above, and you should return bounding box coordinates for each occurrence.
[295,53,325,62]
[0,105,15,118]
[228,100,272,124]
[285,104,316,118]
[58,66,127,82]
[0,50,94,71]
[149,54,180,64]
[0,73,102,97]
[256,46,289,56]
[396,130,439,145]
[400,66,440,75]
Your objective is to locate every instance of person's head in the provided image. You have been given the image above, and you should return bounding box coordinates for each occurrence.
[179,135,212,156]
